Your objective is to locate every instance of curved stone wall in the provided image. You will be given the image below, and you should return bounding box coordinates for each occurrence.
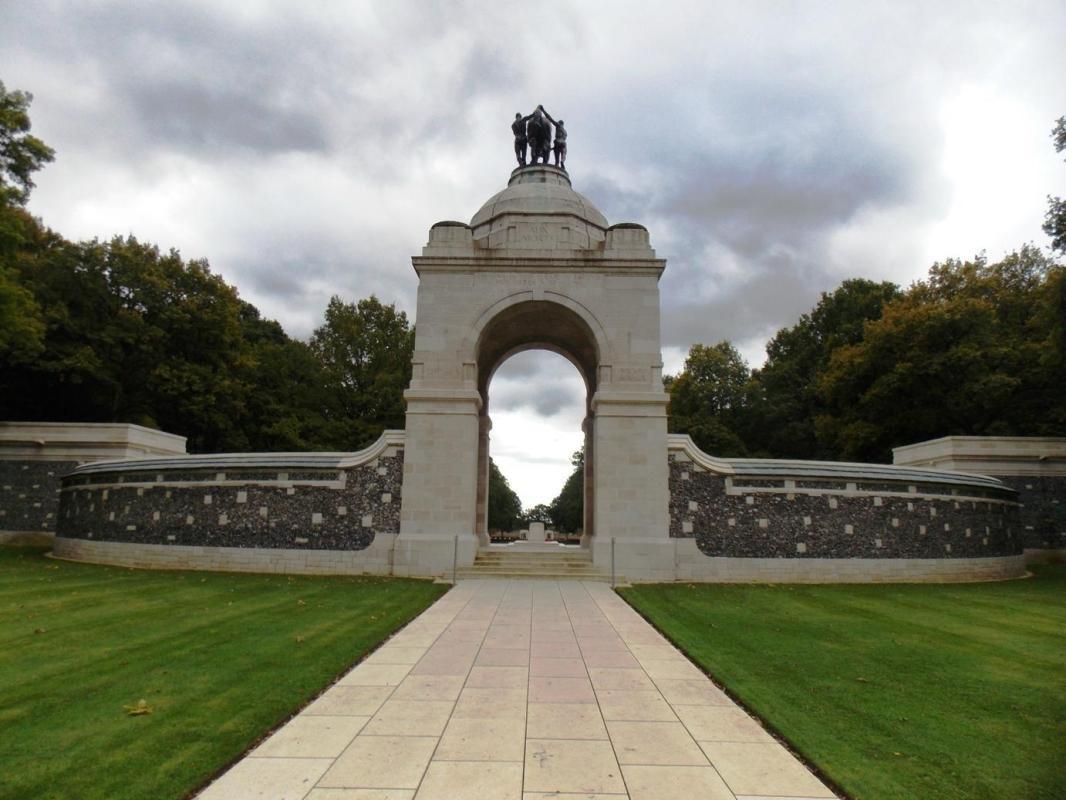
[666,435,1025,582]
[53,432,404,573]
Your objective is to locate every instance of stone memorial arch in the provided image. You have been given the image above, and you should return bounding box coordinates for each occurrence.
[392,164,674,575]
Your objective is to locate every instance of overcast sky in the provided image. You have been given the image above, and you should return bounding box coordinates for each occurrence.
[4,1,1064,507]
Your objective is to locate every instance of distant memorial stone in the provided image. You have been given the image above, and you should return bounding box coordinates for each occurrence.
[527,521,546,543]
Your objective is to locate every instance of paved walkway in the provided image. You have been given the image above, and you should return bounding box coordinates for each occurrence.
[198,579,836,799]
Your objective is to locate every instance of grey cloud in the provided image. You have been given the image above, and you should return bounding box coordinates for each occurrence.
[123,81,329,155]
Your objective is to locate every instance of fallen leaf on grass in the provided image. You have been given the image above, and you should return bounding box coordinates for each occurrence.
[295,635,305,644]
[34,627,46,634]
[124,699,152,716]
[856,677,869,683]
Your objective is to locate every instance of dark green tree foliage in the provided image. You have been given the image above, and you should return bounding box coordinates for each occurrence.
[1044,116,1066,254]
[666,341,753,456]
[817,247,1066,461]
[751,279,901,458]
[548,449,584,533]
[487,458,522,532]
[3,234,254,451]
[309,296,414,450]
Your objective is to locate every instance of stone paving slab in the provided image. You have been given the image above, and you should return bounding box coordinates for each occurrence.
[197,579,837,799]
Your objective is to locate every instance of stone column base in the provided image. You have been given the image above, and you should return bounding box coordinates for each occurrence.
[392,534,478,578]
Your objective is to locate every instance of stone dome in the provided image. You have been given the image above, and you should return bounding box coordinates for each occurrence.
[469,165,608,251]
[471,165,608,229]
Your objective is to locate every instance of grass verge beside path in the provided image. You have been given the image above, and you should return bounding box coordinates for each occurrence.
[0,546,448,800]
[619,566,1066,800]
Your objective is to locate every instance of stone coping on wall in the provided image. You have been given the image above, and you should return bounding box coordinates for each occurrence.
[0,421,187,461]
[66,430,405,478]
[893,435,1066,476]
[667,434,1014,499]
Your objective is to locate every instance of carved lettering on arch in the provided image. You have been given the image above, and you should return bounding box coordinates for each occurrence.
[616,366,649,383]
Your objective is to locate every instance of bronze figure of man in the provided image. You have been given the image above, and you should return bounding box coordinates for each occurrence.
[540,108,567,170]
[512,111,534,167]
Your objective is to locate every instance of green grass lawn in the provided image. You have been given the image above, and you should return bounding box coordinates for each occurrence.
[0,546,447,800]
[619,566,1066,800]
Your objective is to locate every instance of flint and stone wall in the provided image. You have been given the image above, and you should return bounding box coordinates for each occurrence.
[662,435,1024,583]
[52,433,406,575]
[0,460,80,539]
[0,422,188,544]
[893,436,1066,559]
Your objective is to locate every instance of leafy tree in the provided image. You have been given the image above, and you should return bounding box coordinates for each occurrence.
[0,81,54,207]
[817,247,1065,461]
[750,279,900,458]
[549,449,584,533]
[522,504,553,525]
[1044,116,1066,254]
[0,262,44,360]
[666,341,752,456]
[1,235,254,451]
[310,295,414,450]
[487,458,522,532]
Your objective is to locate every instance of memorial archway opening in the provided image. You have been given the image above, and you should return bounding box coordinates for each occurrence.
[474,300,600,544]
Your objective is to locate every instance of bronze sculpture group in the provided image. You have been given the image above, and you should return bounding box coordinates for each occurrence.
[512,105,567,170]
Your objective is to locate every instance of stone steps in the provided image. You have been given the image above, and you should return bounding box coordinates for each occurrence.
[458,546,609,581]
[455,570,611,582]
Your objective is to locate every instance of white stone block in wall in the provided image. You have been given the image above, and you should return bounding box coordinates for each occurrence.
[829,497,838,509]
[204,495,212,505]
[796,542,807,554]
[361,514,373,528]
[681,520,693,534]
[758,519,768,529]
[688,500,698,511]
[259,506,268,518]
[873,496,882,506]
[152,511,160,521]
[236,491,247,503]
[803,516,811,526]
[844,524,853,534]
[727,517,735,527]
[745,496,754,505]
[218,513,228,525]
[312,513,323,525]
[186,515,194,525]
[382,493,392,504]
[337,506,347,516]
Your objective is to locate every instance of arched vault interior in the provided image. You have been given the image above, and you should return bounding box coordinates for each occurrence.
[475,300,599,411]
